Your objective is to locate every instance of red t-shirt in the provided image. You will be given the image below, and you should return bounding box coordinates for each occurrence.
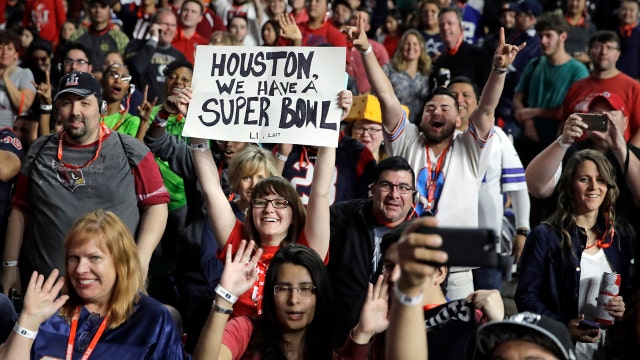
[562,72,640,141]
[22,0,67,45]
[217,219,318,318]
[172,28,208,65]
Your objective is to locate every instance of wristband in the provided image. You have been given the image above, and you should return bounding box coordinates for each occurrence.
[212,300,233,315]
[215,284,238,304]
[2,261,18,267]
[151,112,168,128]
[40,104,53,111]
[491,64,508,74]
[190,143,210,152]
[556,136,571,150]
[360,44,373,56]
[13,324,37,339]
[516,229,531,237]
[275,152,288,161]
[393,283,423,306]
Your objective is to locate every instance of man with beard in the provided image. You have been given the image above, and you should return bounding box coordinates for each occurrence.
[101,63,141,138]
[1,72,169,298]
[347,12,524,299]
[562,31,640,147]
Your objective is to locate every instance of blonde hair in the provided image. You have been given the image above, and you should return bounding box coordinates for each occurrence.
[390,29,432,75]
[227,146,280,193]
[60,210,144,329]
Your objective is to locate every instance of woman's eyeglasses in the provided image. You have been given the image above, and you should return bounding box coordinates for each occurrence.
[273,284,316,297]
[252,198,290,209]
[352,126,383,136]
[106,71,132,83]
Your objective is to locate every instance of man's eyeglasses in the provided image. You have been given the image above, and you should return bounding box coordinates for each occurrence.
[375,181,414,195]
[64,58,89,66]
[352,126,383,136]
[274,284,316,297]
[252,198,290,209]
[106,71,132,83]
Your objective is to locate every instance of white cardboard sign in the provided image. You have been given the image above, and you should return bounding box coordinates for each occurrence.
[182,46,346,147]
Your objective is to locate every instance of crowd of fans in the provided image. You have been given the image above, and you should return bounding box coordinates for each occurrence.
[1,0,640,359]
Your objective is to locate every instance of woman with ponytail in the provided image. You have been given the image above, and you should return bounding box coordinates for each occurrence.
[515,149,633,359]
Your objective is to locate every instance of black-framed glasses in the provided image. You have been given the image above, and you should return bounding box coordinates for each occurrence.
[64,58,89,66]
[353,126,383,136]
[106,71,132,83]
[252,198,290,209]
[76,312,104,351]
[274,284,316,297]
[375,181,414,195]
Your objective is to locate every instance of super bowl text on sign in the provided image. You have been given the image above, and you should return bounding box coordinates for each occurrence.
[183,46,346,147]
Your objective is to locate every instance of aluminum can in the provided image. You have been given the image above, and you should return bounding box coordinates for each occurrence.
[594,272,621,326]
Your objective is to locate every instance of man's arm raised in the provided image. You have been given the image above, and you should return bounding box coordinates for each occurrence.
[470,28,525,139]
[344,13,403,133]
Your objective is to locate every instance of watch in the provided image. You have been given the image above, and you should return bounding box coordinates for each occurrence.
[516,229,531,236]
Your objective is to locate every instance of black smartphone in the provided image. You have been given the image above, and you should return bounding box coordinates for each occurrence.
[576,113,608,132]
[415,227,498,268]
[578,319,601,330]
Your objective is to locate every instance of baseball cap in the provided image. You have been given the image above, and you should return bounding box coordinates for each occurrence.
[87,0,111,6]
[588,91,628,117]
[54,72,103,103]
[476,312,576,360]
[506,0,543,17]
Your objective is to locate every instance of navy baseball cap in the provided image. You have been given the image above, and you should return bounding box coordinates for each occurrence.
[476,312,577,360]
[506,0,543,17]
[54,72,103,103]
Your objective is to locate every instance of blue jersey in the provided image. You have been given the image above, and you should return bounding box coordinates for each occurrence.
[32,295,187,359]
[281,134,376,206]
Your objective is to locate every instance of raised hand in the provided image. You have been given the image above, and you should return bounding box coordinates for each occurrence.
[342,12,370,53]
[32,71,52,106]
[219,240,263,300]
[337,90,353,120]
[137,85,157,122]
[396,217,448,294]
[494,27,526,70]
[162,87,192,117]
[19,270,69,330]
[352,274,390,343]
[560,113,586,146]
[278,13,302,45]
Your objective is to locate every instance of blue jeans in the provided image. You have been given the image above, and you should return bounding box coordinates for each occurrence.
[472,268,503,293]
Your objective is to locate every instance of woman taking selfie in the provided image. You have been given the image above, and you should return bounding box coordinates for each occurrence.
[193,242,387,359]
[515,149,633,358]
[0,210,187,359]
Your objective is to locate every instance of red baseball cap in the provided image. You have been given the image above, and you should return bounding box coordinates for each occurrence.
[588,91,628,117]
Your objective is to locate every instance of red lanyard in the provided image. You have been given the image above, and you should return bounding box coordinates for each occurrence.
[424,145,449,212]
[57,124,106,169]
[66,307,109,360]
[585,223,615,250]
